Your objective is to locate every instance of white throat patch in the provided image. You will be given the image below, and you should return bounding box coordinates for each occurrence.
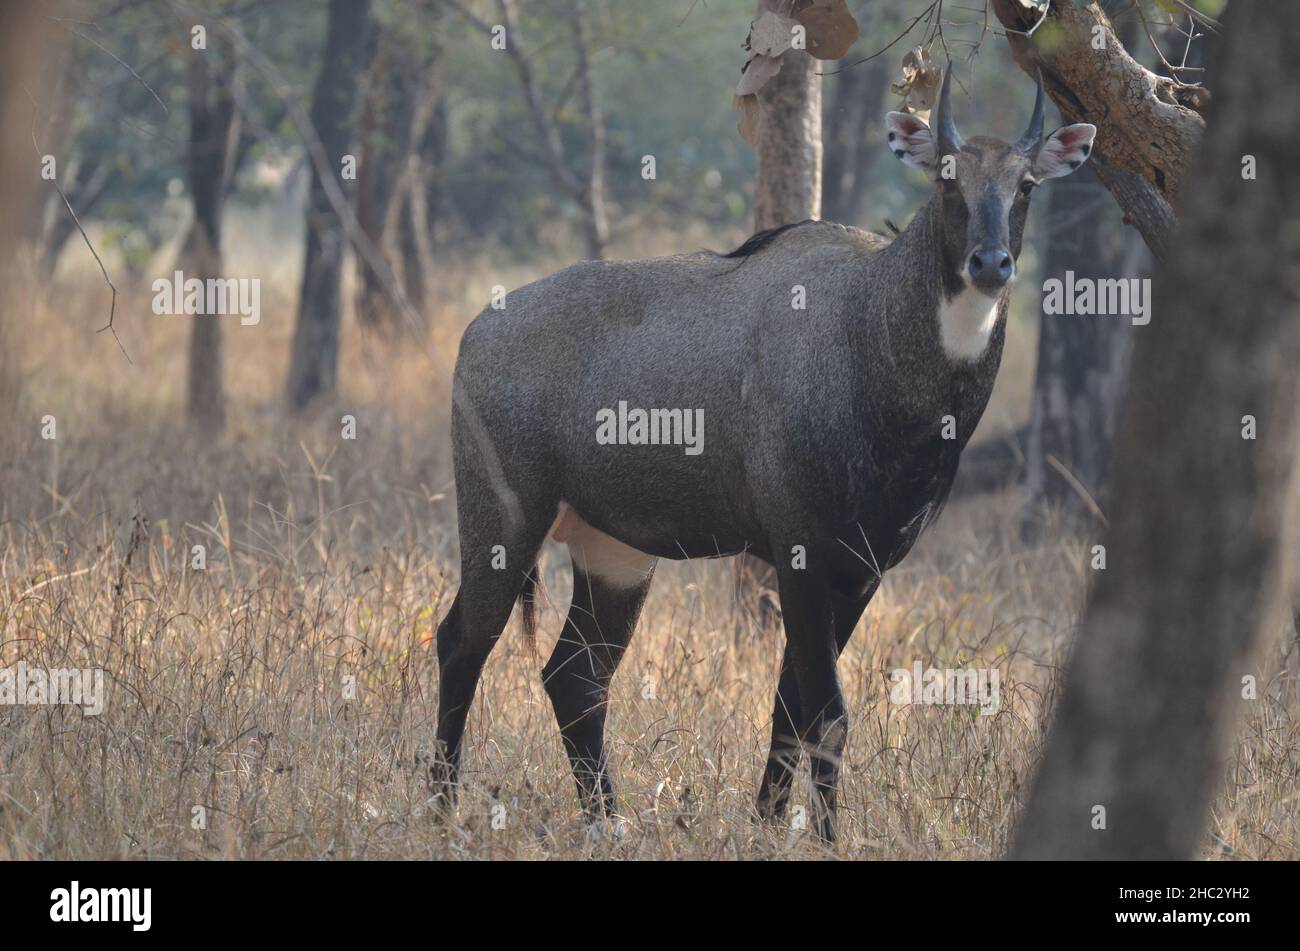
[938,285,1001,361]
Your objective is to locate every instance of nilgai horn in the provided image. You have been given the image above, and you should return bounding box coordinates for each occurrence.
[431,69,1096,842]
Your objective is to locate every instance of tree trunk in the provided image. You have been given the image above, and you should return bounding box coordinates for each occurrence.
[0,4,45,448]
[821,3,886,226]
[739,0,826,629]
[1022,14,1150,517]
[183,26,240,435]
[570,0,608,259]
[387,80,448,319]
[753,0,822,231]
[355,28,416,330]
[1009,1,1300,860]
[28,29,77,244]
[355,9,441,331]
[286,0,375,411]
[1023,165,1137,519]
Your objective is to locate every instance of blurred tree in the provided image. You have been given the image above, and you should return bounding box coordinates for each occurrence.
[444,0,609,260]
[1010,0,1300,859]
[1,3,46,449]
[1023,166,1137,522]
[820,1,888,226]
[569,0,608,258]
[181,17,241,434]
[1023,10,1211,522]
[392,93,448,316]
[286,0,376,411]
[356,2,445,331]
[33,5,181,279]
[752,0,821,230]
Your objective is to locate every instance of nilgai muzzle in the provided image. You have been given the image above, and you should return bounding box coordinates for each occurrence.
[431,70,1096,842]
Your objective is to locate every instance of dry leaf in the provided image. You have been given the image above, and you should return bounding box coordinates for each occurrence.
[889,46,942,121]
[736,52,783,97]
[792,0,859,61]
[747,10,797,58]
[733,93,761,145]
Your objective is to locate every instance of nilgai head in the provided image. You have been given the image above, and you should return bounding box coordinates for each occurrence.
[885,69,1097,295]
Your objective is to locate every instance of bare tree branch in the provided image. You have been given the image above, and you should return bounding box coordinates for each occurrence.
[25,87,129,364]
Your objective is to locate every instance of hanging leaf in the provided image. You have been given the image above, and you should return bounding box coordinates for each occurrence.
[889,46,942,121]
[792,0,859,61]
[747,10,797,58]
[733,93,761,145]
[736,52,784,96]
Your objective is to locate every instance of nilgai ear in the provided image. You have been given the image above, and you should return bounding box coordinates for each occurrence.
[1033,123,1097,180]
[886,111,937,176]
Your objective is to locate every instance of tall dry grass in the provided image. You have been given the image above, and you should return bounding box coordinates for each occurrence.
[1,229,1297,860]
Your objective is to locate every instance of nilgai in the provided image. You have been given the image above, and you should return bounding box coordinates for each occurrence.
[432,70,1096,841]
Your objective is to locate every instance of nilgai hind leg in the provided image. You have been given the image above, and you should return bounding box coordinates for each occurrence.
[544,516,657,819]
[429,440,554,811]
[543,568,655,819]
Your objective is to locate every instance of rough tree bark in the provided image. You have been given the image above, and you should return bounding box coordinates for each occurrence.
[285,0,375,411]
[753,0,822,230]
[1010,1,1300,860]
[182,25,240,435]
[991,0,1207,259]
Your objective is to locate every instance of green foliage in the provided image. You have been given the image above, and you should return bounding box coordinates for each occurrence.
[50,0,1069,261]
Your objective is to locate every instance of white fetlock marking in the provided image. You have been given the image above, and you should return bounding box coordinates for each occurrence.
[586,815,629,843]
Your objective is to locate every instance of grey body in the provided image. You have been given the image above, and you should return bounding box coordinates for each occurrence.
[456,206,999,574]
[432,71,1096,841]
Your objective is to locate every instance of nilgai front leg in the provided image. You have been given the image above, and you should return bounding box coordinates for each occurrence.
[773,561,849,843]
[757,582,877,823]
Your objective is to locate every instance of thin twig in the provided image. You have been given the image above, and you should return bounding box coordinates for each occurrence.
[59,22,168,114]
[821,2,937,75]
[25,87,130,364]
[1045,454,1109,529]
[1135,1,1201,87]
[1002,0,1050,38]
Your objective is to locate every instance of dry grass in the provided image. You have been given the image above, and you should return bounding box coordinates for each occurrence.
[2,233,1298,860]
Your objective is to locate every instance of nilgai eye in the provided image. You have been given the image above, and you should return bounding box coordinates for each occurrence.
[1020,180,1036,197]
